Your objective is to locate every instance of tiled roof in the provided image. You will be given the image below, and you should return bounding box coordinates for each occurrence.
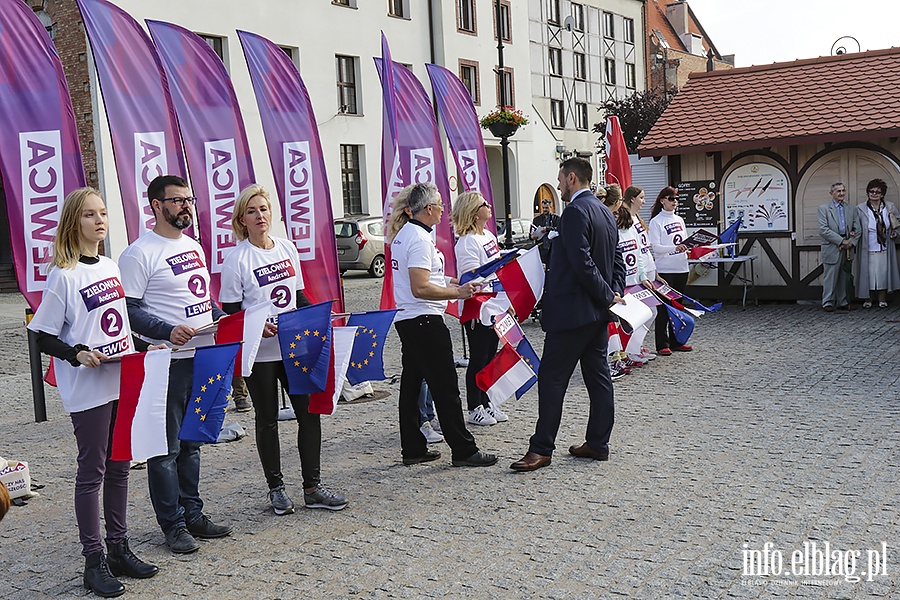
[639,47,900,156]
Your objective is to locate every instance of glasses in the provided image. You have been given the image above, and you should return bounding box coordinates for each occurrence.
[664,196,677,200]
[160,196,197,207]
[868,190,884,195]
[541,200,551,205]
[480,202,490,209]
[426,202,443,210]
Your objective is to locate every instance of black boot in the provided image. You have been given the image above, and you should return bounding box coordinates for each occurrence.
[107,538,159,579]
[83,552,126,598]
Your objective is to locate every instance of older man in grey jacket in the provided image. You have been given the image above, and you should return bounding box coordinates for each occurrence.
[818,182,862,311]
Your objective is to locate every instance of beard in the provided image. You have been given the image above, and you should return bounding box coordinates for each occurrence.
[163,204,192,230]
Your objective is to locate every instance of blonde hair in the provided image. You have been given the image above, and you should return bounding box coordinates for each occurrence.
[604,184,622,208]
[51,187,103,270]
[231,184,272,241]
[451,191,486,236]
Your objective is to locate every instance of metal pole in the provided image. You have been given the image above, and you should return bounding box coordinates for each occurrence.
[496,0,505,106]
[500,134,514,248]
[25,309,47,422]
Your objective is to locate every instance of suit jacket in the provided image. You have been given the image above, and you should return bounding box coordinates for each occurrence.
[818,200,861,265]
[541,189,625,333]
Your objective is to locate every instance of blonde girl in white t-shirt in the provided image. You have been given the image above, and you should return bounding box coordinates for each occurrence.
[28,188,158,597]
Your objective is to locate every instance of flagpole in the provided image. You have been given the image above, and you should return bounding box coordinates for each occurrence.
[495,0,514,249]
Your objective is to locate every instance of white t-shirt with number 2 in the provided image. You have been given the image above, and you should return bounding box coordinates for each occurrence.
[118,231,215,347]
[28,257,132,413]
[219,237,305,362]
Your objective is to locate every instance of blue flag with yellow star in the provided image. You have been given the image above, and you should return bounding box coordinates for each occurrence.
[277,301,332,394]
[345,309,397,385]
[179,342,241,443]
[514,336,540,400]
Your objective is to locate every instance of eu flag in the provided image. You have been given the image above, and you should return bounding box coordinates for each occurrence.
[664,303,695,345]
[345,309,397,385]
[514,336,540,400]
[179,342,241,443]
[278,301,332,394]
[458,250,519,285]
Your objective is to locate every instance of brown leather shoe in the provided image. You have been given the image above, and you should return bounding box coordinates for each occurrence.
[509,451,552,471]
[568,443,609,461]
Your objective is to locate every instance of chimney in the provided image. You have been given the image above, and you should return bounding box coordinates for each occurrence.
[665,1,689,37]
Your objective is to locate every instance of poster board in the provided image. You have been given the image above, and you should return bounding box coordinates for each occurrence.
[722,163,790,232]
[675,181,719,229]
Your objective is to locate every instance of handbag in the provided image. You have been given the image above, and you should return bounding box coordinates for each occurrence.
[889,211,900,231]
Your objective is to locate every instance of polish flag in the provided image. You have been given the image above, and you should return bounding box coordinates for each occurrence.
[495,247,544,322]
[308,326,356,415]
[111,349,171,461]
[604,116,631,189]
[608,321,623,354]
[475,344,535,407]
[215,302,270,376]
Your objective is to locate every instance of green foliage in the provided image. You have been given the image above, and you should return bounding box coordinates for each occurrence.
[593,89,673,154]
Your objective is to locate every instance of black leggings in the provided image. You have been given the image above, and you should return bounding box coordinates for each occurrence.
[655,271,689,350]
[244,361,321,490]
[463,320,500,411]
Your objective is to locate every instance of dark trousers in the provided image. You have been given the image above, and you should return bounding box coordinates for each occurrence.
[70,401,130,556]
[463,320,500,411]
[146,358,203,534]
[245,361,321,490]
[529,321,614,456]
[395,316,478,461]
[655,271,689,350]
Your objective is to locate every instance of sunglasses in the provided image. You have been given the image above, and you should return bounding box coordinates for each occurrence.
[480,202,490,209]
[868,190,883,195]
[664,196,677,200]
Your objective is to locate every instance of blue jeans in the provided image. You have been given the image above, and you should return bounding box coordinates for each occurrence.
[418,381,435,425]
[146,358,204,533]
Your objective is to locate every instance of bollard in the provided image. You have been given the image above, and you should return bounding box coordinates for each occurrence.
[25,309,47,422]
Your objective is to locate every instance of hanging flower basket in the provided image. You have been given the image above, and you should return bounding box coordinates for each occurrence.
[480,106,528,137]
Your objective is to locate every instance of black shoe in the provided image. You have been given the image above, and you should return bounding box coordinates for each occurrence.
[187,515,233,539]
[107,538,159,579]
[83,552,125,598]
[452,450,499,467]
[164,526,200,554]
[402,449,441,465]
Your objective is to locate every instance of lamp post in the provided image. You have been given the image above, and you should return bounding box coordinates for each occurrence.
[494,0,515,249]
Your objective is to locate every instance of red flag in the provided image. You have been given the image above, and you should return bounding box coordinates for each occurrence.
[475,344,535,407]
[111,349,170,461]
[308,326,356,415]
[604,116,631,189]
[215,302,269,377]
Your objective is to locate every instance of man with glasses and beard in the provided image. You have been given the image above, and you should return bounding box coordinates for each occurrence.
[119,175,232,554]
[531,197,560,267]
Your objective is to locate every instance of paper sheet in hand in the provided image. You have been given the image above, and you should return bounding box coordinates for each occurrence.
[610,293,653,330]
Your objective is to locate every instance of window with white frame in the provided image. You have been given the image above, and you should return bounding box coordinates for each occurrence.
[575,103,588,130]
[624,18,635,43]
[546,0,560,24]
[336,55,359,114]
[550,99,565,128]
[625,63,636,89]
[340,145,363,214]
[549,47,562,77]
[571,3,584,32]
[458,0,475,33]
[603,12,615,39]
[574,52,586,80]
[604,58,616,85]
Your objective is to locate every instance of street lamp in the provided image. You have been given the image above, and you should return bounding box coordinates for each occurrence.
[494,0,515,249]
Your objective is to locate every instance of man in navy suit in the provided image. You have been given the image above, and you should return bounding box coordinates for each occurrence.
[511,158,626,471]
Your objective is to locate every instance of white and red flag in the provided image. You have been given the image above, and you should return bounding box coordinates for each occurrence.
[308,326,356,415]
[111,349,171,461]
[215,302,270,377]
[476,344,535,407]
[604,116,631,189]
[495,247,544,322]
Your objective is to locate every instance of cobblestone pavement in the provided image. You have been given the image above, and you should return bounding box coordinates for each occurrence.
[0,275,897,599]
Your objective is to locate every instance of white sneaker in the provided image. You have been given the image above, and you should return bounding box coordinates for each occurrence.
[639,348,657,361]
[430,416,442,435]
[420,421,444,444]
[467,405,497,426]
[627,353,648,365]
[485,402,509,422]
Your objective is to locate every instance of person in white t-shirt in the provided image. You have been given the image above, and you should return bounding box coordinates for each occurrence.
[387,182,498,468]
[648,186,692,354]
[118,175,230,554]
[220,184,347,516]
[28,188,159,597]
[451,191,510,426]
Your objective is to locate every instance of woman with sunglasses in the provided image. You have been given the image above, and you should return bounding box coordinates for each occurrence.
[28,187,159,597]
[452,191,510,426]
[649,186,691,354]
[854,178,900,308]
[531,197,560,266]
